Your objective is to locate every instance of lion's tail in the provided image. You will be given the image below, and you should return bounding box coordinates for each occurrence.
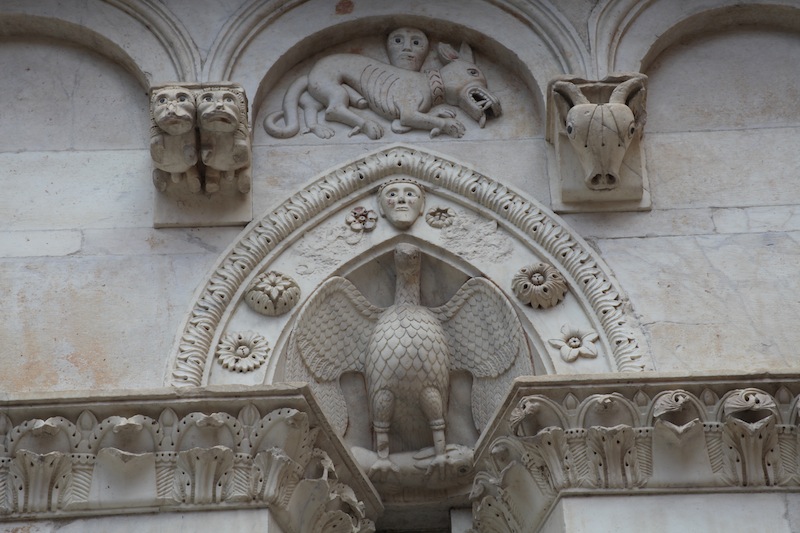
[263,76,309,138]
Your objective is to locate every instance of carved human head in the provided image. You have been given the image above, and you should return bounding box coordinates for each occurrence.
[151,87,196,135]
[378,178,425,230]
[387,27,429,71]
[197,89,242,133]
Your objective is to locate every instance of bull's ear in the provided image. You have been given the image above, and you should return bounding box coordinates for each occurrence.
[459,42,474,63]
[438,42,460,63]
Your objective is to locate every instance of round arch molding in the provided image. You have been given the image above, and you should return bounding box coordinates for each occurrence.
[166,143,653,388]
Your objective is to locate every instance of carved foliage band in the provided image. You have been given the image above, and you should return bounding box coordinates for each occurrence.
[169,145,649,387]
[0,405,374,532]
[471,383,799,532]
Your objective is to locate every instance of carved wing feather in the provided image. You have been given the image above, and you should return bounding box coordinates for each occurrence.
[294,276,383,380]
[284,276,383,435]
[433,277,532,430]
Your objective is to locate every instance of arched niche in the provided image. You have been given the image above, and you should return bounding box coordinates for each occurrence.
[206,0,587,102]
[166,143,652,389]
[0,6,195,83]
[0,29,150,151]
[592,0,800,76]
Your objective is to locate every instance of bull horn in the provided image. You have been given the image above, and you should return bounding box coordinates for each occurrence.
[552,81,589,107]
[609,77,645,105]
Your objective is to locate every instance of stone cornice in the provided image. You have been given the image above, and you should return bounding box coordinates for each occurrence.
[0,385,381,532]
[470,372,800,532]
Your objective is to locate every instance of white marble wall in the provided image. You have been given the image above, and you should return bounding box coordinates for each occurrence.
[1,2,798,393]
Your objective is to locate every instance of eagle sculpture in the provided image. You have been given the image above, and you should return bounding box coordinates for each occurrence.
[285,243,532,477]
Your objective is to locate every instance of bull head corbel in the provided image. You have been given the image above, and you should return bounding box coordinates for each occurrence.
[547,73,650,212]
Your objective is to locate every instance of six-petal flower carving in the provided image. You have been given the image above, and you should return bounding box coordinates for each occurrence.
[549,325,598,362]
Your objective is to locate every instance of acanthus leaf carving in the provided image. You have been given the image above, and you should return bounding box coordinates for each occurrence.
[174,446,234,504]
[10,450,72,513]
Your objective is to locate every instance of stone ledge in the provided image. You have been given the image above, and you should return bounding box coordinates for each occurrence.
[471,372,800,532]
[0,384,381,532]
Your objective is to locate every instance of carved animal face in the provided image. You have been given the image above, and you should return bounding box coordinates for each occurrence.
[553,77,646,191]
[438,42,502,128]
[152,88,196,135]
[378,181,424,230]
[564,103,637,190]
[387,27,429,71]
[197,90,241,133]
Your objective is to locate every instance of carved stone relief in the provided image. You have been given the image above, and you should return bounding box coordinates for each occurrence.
[377,178,425,229]
[168,145,651,390]
[470,377,800,532]
[244,271,301,317]
[150,82,252,228]
[284,243,532,497]
[264,28,502,140]
[511,262,567,309]
[547,73,651,212]
[0,390,380,532]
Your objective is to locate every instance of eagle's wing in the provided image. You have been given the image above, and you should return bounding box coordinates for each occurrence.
[432,277,532,431]
[284,276,383,435]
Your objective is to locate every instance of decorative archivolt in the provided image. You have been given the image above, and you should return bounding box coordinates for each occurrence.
[0,2,192,84]
[167,143,651,388]
[591,0,800,76]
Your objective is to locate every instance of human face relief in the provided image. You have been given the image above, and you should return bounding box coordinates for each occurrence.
[379,182,424,229]
[197,90,241,132]
[152,88,195,135]
[387,27,429,71]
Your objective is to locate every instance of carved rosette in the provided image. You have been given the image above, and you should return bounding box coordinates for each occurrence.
[245,271,301,317]
[511,263,568,308]
[346,206,378,232]
[425,206,455,228]
[216,332,271,372]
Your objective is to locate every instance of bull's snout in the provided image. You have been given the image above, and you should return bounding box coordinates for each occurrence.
[588,173,618,190]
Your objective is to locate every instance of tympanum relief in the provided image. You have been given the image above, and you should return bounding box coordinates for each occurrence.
[547,73,651,212]
[264,27,502,140]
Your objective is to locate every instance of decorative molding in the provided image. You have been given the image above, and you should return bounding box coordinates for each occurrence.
[0,387,381,531]
[470,374,800,532]
[167,144,650,387]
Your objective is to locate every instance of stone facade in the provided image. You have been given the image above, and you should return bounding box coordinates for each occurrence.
[1,0,800,531]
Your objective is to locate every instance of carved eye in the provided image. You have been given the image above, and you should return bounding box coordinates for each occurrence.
[412,39,420,46]
[388,191,397,197]
[225,96,234,103]
[629,124,636,135]
[406,191,415,197]
[178,95,187,102]
[203,94,213,102]
[468,68,480,77]
[394,37,402,44]
[566,123,574,136]
[158,97,167,104]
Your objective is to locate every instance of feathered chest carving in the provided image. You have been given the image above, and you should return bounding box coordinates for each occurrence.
[285,243,532,478]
